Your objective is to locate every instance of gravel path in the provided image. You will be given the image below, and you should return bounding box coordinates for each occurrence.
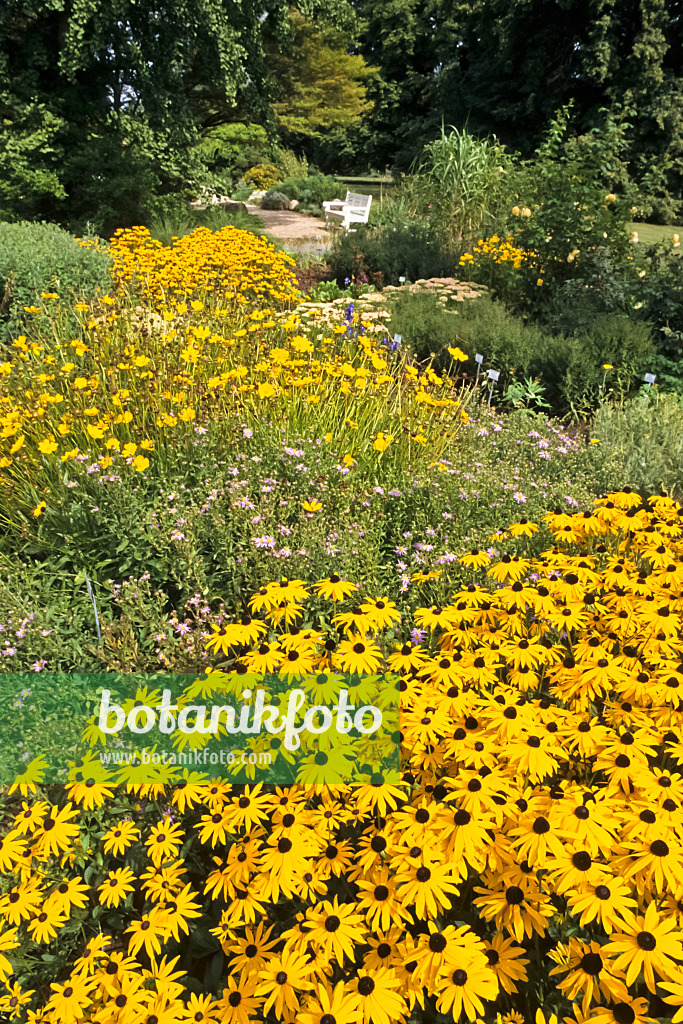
[245,203,330,242]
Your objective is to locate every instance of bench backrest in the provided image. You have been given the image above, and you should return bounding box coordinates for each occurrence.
[345,191,372,215]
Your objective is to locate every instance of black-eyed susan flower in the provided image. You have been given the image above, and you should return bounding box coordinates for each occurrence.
[335,636,383,675]
[216,975,261,1024]
[548,937,628,1016]
[102,819,139,856]
[145,818,185,868]
[98,867,135,909]
[298,980,360,1024]
[483,934,529,994]
[566,875,638,932]
[604,901,683,991]
[353,968,406,1024]
[256,948,314,1019]
[125,906,170,959]
[434,944,498,1021]
[304,897,366,963]
[46,977,95,1023]
[314,575,357,601]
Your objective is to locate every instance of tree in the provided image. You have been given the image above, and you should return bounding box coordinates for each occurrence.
[347,0,683,212]
[267,11,376,140]
[0,0,355,232]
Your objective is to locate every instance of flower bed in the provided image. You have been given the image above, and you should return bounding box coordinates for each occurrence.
[1,490,683,1022]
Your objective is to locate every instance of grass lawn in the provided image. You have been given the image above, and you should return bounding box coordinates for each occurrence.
[627,220,683,246]
[339,175,396,201]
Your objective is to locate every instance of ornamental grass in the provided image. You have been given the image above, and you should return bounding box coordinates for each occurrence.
[2,490,683,1023]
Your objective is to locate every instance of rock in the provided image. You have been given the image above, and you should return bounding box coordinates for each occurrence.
[289,199,299,210]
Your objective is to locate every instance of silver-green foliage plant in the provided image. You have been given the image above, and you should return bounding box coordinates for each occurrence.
[594,390,683,498]
[503,377,551,411]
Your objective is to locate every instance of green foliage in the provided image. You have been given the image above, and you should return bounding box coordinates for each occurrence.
[385,290,654,419]
[328,223,452,287]
[0,99,66,222]
[269,12,376,140]
[631,241,683,340]
[195,123,273,189]
[277,175,346,206]
[594,390,683,498]
[557,314,655,420]
[0,221,111,344]
[276,149,310,179]
[231,182,256,201]
[307,279,375,302]
[411,125,509,256]
[242,163,283,190]
[0,561,103,671]
[501,105,643,325]
[503,377,551,411]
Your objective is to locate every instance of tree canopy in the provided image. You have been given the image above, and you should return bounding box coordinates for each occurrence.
[0,0,356,230]
[268,11,376,139]
[1,0,682,228]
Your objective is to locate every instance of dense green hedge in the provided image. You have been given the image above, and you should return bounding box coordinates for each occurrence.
[0,221,112,344]
[386,290,655,418]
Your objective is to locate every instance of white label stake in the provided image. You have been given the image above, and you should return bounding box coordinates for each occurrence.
[487,368,499,406]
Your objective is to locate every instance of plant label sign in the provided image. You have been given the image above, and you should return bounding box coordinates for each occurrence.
[475,354,484,364]
[393,334,402,345]
[398,276,406,284]
[487,369,500,381]
[644,373,656,384]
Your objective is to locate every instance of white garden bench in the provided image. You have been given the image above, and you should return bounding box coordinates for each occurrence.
[322,191,372,231]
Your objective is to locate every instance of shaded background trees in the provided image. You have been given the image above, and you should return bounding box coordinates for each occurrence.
[2,0,682,229]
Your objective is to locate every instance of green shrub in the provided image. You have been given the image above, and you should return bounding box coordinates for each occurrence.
[593,390,683,497]
[261,191,291,211]
[195,123,274,189]
[500,105,643,324]
[329,223,453,287]
[386,291,654,418]
[276,150,309,179]
[631,241,683,340]
[277,175,345,206]
[0,220,112,344]
[382,289,473,364]
[449,293,552,375]
[557,314,654,419]
[231,182,256,201]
